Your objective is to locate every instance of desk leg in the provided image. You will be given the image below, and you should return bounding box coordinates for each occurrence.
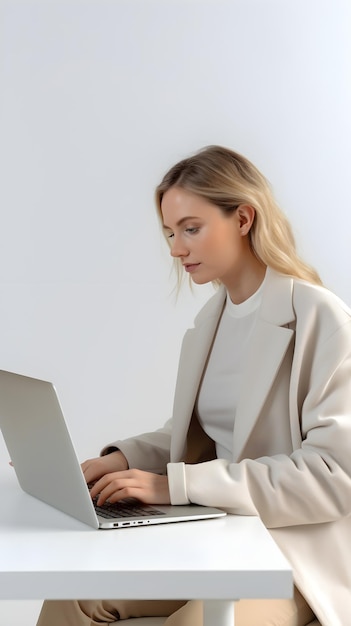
[203,600,235,626]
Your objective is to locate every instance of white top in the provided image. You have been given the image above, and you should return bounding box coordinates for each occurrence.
[197,279,265,460]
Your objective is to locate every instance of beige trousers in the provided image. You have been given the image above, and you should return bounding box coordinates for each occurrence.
[36,587,315,626]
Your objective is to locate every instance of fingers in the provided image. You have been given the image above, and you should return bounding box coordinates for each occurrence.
[90,469,141,505]
[81,455,118,484]
[81,458,103,485]
[90,469,170,506]
[81,452,129,485]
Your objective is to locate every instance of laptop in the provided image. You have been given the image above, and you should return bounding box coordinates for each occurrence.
[0,369,226,529]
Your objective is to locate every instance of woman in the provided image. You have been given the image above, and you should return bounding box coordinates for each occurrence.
[37,146,351,626]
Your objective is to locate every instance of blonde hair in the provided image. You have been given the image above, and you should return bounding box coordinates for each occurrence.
[155,145,322,287]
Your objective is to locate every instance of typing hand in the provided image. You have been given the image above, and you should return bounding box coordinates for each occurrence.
[81,451,128,485]
[89,469,171,507]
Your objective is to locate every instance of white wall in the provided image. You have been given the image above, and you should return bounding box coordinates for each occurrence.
[0,0,350,623]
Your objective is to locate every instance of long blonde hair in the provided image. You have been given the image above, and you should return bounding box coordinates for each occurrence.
[155,145,322,286]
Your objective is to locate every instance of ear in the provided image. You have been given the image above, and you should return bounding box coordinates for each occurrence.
[236,204,255,236]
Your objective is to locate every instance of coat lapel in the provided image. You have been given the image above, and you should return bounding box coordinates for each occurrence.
[233,270,295,459]
[170,289,226,460]
[232,319,294,459]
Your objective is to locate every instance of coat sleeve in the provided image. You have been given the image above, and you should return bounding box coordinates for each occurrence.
[101,419,172,474]
[168,319,351,529]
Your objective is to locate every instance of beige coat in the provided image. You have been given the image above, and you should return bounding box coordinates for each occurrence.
[111,268,351,626]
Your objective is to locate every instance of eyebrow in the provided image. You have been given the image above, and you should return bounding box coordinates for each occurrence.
[162,216,200,230]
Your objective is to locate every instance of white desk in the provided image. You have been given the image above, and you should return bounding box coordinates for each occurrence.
[0,471,293,626]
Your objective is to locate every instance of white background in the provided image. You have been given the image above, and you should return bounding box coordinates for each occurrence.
[0,0,350,623]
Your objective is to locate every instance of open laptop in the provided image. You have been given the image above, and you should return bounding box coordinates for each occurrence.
[0,369,226,529]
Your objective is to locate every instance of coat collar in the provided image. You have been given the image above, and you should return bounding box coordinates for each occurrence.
[171,268,296,462]
[193,266,295,326]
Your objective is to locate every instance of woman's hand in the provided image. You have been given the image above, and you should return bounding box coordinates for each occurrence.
[81,451,129,485]
[89,469,171,506]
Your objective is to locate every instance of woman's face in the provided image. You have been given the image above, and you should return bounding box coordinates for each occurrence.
[161,186,262,301]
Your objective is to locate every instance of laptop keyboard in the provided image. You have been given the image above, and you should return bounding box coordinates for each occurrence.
[93,497,166,520]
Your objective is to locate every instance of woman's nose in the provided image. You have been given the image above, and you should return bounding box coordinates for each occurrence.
[170,238,189,258]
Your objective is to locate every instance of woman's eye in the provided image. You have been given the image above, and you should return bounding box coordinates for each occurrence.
[167,233,174,239]
[185,227,199,234]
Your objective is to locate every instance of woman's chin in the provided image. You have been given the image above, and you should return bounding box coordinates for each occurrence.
[190,275,213,285]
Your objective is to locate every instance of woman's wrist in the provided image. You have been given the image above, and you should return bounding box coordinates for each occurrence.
[110,450,129,471]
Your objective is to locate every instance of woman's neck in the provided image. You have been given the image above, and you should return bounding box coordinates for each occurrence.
[225,259,267,305]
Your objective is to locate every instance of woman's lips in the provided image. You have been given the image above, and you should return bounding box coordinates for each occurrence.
[184,263,201,273]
